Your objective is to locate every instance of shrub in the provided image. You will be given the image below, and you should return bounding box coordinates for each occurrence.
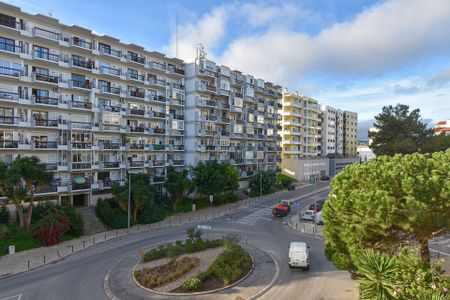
[60,206,84,237]
[0,205,9,224]
[216,193,239,204]
[208,244,252,286]
[95,198,127,229]
[138,201,165,224]
[33,209,71,246]
[182,277,202,291]
[31,202,55,223]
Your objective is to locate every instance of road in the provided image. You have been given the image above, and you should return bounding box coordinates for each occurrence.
[0,182,357,300]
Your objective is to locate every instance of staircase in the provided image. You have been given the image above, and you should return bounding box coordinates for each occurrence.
[77,207,107,235]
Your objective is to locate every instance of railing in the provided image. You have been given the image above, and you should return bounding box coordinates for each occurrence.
[129,55,145,64]
[129,90,145,98]
[37,185,57,193]
[101,66,121,76]
[0,116,19,125]
[129,73,145,81]
[33,118,58,127]
[149,61,166,70]
[0,91,19,101]
[0,66,21,77]
[130,126,145,133]
[72,38,94,50]
[205,100,217,107]
[149,95,166,103]
[173,114,184,120]
[153,128,166,134]
[130,108,145,116]
[34,27,61,41]
[129,143,144,149]
[72,100,92,109]
[45,164,58,171]
[101,105,121,112]
[34,73,59,84]
[198,69,217,77]
[172,145,184,151]
[71,121,92,129]
[72,59,94,69]
[34,50,59,62]
[101,142,120,150]
[148,78,166,86]
[33,95,59,106]
[103,161,120,168]
[172,160,184,165]
[0,140,19,148]
[153,111,166,118]
[153,160,166,166]
[100,47,122,58]
[33,141,58,149]
[129,161,145,167]
[72,162,92,170]
[71,79,93,89]
[102,124,121,131]
[71,142,92,149]
[72,182,91,190]
[100,85,121,95]
[152,144,166,151]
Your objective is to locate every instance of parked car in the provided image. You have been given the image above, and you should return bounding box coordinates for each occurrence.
[314,210,324,225]
[288,242,310,270]
[320,175,330,181]
[301,209,316,221]
[308,203,322,212]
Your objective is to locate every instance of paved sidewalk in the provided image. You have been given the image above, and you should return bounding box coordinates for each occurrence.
[0,187,308,277]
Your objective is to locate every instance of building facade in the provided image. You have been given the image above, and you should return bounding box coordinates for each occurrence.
[184,53,282,179]
[343,111,358,157]
[434,120,450,136]
[0,3,185,206]
[280,91,321,161]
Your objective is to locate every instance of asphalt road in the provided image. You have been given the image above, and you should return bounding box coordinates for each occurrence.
[0,182,357,300]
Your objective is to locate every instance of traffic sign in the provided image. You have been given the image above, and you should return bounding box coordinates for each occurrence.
[296,200,301,207]
[209,195,213,203]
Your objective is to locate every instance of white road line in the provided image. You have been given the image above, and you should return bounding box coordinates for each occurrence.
[0,294,22,300]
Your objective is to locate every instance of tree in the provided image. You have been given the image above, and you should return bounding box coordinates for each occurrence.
[421,132,450,153]
[322,151,450,269]
[369,104,432,156]
[0,156,53,230]
[111,173,155,223]
[251,171,277,195]
[193,161,239,198]
[164,166,193,211]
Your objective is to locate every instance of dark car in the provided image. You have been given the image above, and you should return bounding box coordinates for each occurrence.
[320,175,330,181]
[308,203,322,212]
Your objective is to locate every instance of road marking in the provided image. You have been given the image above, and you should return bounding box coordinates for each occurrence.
[0,294,22,300]
[236,208,272,225]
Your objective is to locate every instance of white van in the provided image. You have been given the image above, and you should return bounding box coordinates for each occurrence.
[288,242,310,270]
[314,211,323,225]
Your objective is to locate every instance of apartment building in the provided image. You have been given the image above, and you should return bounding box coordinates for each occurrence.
[280,91,321,160]
[434,120,450,136]
[0,3,185,206]
[320,104,337,156]
[343,111,358,156]
[184,53,282,179]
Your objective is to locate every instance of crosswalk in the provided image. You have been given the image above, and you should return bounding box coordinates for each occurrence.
[235,207,273,226]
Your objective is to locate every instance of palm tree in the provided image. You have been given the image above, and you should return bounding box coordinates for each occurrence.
[353,249,400,300]
[0,156,53,230]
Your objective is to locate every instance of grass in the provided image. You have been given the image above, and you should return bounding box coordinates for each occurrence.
[135,256,200,288]
[0,224,41,256]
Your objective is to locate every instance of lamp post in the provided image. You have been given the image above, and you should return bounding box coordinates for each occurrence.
[128,172,132,229]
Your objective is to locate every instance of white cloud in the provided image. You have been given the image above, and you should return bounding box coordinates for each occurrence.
[237,2,305,28]
[164,5,229,62]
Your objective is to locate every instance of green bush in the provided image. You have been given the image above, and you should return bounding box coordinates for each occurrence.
[33,209,71,246]
[31,202,55,223]
[60,206,84,237]
[208,244,252,286]
[215,192,239,204]
[182,277,202,291]
[0,224,40,256]
[0,205,9,224]
[95,198,128,229]
[138,201,165,224]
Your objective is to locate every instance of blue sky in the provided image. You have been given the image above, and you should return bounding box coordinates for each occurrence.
[7,0,450,124]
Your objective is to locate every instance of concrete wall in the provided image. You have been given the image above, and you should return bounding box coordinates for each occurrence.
[329,157,359,176]
[282,157,329,182]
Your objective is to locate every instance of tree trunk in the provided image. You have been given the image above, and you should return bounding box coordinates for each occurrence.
[133,206,138,224]
[25,190,35,231]
[419,237,430,262]
[15,203,26,229]
[173,196,180,212]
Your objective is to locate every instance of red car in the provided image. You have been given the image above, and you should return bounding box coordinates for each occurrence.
[308,203,322,212]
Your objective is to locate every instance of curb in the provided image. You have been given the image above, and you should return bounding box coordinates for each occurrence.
[248,249,280,300]
[130,247,256,297]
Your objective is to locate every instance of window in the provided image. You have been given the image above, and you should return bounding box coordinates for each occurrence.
[33,45,49,59]
[32,66,49,76]
[0,13,16,29]
[0,37,15,52]
[98,43,111,54]
[128,68,138,79]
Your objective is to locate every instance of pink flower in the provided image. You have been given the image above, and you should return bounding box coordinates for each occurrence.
[443,287,448,292]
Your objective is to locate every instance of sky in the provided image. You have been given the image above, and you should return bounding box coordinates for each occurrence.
[6,0,450,125]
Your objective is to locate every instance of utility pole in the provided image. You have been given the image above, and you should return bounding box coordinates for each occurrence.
[259,165,263,197]
[313,158,317,233]
[127,172,131,229]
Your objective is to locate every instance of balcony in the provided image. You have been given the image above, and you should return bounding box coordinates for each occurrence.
[148,78,167,87]
[102,161,120,168]
[71,141,92,149]
[100,142,120,150]
[70,79,93,90]
[33,50,59,63]
[129,143,145,150]
[32,95,59,106]
[0,116,19,125]
[71,38,94,50]
[153,160,166,167]
[153,111,166,119]
[71,162,92,170]
[71,121,92,130]
[72,181,91,191]
[129,161,145,168]
[33,73,59,84]
[71,59,94,70]
[128,54,146,65]
[0,91,19,102]
[101,65,121,77]
[148,61,166,71]
[129,108,145,116]
[33,27,61,41]
[0,140,19,149]
[100,85,121,95]
[171,160,184,166]
[99,47,122,58]
[148,95,166,103]
[153,128,166,134]
[127,73,146,83]
[129,126,145,133]
[33,141,58,149]
[33,118,58,128]
[152,144,166,151]
[100,104,121,113]
[0,66,21,78]
[167,66,185,76]
[71,100,93,110]
[128,90,145,99]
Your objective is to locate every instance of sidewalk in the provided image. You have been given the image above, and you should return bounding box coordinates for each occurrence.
[0,187,306,277]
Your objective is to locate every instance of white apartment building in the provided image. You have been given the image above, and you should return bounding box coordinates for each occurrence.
[184,52,282,179]
[0,3,185,206]
[320,104,337,156]
[280,91,321,160]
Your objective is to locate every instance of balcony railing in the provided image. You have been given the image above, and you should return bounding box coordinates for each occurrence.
[71,141,92,149]
[153,111,166,118]
[72,181,91,190]
[129,126,145,133]
[71,79,93,89]
[33,141,58,149]
[101,105,121,112]
[34,27,61,41]
[101,142,120,150]
[149,95,166,103]
[72,38,94,50]
[72,162,92,170]
[72,100,92,109]
[71,121,92,130]
[33,95,59,106]
[152,144,166,151]
[130,108,145,116]
[0,66,21,77]
[72,59,94,69]
[129,90,145,98]
[148,78,166,86]
[34,73,59,84]
[100,47,122,58]
[153,128,166,134]
[103,161,120,168]
[0,91,19,101]
[33,118,58,127]
[34,50,59,62]
[0,140,18,148]
[129,161,145,167]
[0,116,19,125]
[129,55,146,64]
[101,66,121,76]
[129,143,145,149]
